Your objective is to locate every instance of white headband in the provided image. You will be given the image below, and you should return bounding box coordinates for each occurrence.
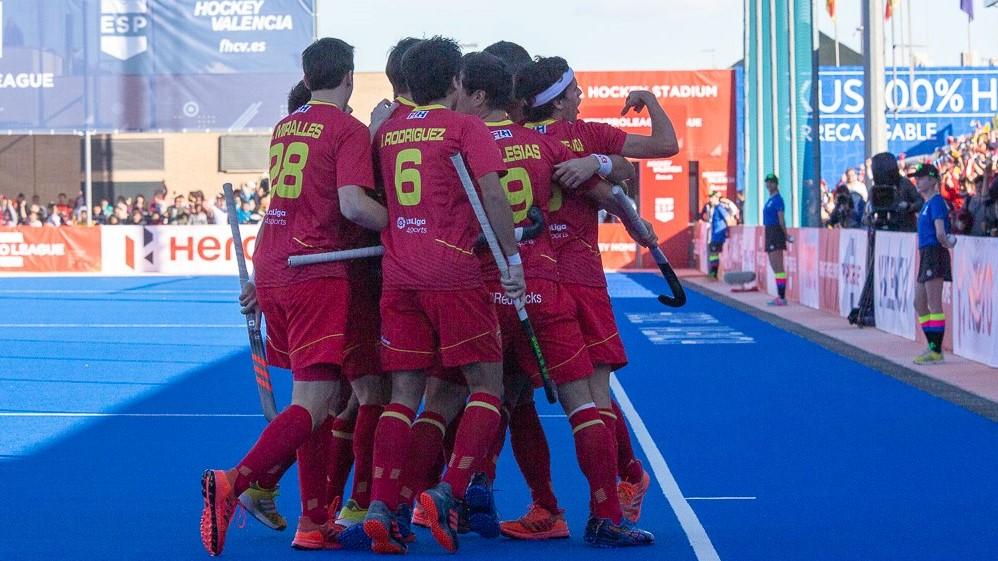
[531,68,575,108]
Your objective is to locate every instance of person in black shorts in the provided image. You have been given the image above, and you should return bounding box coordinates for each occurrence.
[762,174,794,305]
[911,164,957,365]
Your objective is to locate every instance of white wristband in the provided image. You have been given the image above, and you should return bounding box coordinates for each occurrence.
[507,253,522,266]
[592,154,613,178]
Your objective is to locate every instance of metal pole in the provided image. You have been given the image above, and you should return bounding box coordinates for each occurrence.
[863,0,888,162]
[834,12,841,67]
[755,0,764,225]
[743,0,751,208]
[84,131,93,225]
[787,0,800,227]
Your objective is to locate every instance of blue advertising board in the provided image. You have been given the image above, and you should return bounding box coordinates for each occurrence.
[0,0,315,132]
[818,66,998,188]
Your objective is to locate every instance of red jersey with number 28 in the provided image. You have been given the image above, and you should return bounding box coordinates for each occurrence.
[253,100,376,288]
[480,120,576,282]
[376,105,506,290]
[525,119,626,287]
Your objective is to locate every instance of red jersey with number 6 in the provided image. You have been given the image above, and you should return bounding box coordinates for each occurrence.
[253,100,376,288]
[480,120,576,282]
[375,105,506,290]
[525,118,626,287]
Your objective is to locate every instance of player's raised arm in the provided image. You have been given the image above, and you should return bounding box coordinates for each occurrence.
[553,153,635,189]
[619,90,679,159]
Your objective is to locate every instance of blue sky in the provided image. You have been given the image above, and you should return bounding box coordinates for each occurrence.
[317,0,998,71]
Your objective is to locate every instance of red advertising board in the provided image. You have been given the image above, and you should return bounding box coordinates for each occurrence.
[578,70,736,268]
[0,227,101,272]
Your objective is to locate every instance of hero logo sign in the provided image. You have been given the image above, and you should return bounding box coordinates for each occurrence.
[655,198,675,223]
[123,227,155,269]
[100,0,149,61]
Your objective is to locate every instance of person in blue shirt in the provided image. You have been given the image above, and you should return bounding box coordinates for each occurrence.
[911,163,957,365]
[762,174,794,306]
[704,189,734,279]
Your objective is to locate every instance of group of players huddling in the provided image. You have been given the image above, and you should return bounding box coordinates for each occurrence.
[200,35,679,556]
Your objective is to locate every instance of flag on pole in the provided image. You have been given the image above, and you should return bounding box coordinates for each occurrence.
[827,0,835,17]
[885,0,895,19]
[960,0,975,19]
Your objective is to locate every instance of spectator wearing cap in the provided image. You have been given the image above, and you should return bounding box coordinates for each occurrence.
[763,173,793,306]
[704,189,736,279]
[912,164,957,365]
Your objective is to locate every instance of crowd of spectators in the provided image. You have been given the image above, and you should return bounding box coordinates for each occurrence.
[822,118,998,237]
[0,179,270,227]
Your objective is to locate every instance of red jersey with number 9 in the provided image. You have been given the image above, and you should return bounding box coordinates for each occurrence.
[253,100,376,288]
[480,120,576,282]
[525,118,626,287]
[375,105,506,290]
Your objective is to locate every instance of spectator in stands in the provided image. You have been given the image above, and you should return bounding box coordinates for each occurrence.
[27,211,42,227]
[972,176,998,237]
[106,215,120,225]
[189,197,210,225]
[165,194,189,224]
[46,204,63,226]
[134,194,148,214]
[91,204,106,225]
[704,189,735,279]
[843,168,868,201]
[76,209,90,226]
[148,211,163,225]
[54,193,72,220]
[205,192,227,225]
[0,196,16,225]
[30,195,47,222]
[127,208,146,225]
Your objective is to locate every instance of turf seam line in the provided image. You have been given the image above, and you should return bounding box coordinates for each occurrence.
[686,282,998,424]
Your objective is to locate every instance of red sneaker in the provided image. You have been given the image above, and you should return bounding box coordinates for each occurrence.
[618,468,651,523]
[499,503,570,540]
[291,516,342,550]
[200,469,238,556]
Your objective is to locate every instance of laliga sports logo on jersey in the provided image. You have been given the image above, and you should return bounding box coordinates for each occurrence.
[100,0,150,61]
[655,197,675,223]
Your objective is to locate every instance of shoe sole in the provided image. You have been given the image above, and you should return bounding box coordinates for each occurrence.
[291,535,340,550]
[418,492,458,553]
[201,470,222,556]
[499,526,570,540]
[238,495,286,531]
[363,519,405,554]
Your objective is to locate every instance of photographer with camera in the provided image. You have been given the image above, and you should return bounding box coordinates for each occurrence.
[865,153,922,232]
[763,174,792,306]
[971,175,998,237]
[828,184,864,228]
[911,164,957,366]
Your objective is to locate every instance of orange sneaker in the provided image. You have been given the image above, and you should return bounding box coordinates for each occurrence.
[291,516,343,550]
[499,503,569,540]
[411,501,430,528]
[200,469,238,556]
[618,468,651,523]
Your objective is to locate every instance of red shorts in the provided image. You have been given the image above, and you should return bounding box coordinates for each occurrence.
[343,275,382,382]
[257,277,349,379]
[488,279,592,387]
[380,288,502,371]
[563,283,627,371]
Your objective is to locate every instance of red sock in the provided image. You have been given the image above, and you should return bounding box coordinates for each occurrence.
[255,455,294,490]
[509,401,558,511]
[325,416,356,506]
[443,392,502,500]
[570,405,622,524]
[443,410,462,459]
[611,400,644,483]
[485,407,509,482]
[370,403,415,510]
[298,415,335,524]
[230,404,313,496]
[599,407,619,466]
[400,411,447,504]
[350,404,383,508]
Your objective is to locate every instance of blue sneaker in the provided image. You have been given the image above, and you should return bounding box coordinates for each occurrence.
[395,503,416,544]
[465,473,500,538]
[336,523,372,551]
[418,482,460,553]
[583,517,654,548]
[362,500,406,554]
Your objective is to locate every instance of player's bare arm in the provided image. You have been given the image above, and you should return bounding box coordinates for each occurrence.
[552,154,635,189]
[369,98,396,141]
[479,171,526,299]
[620,90,679,158]
[338,184,388,231]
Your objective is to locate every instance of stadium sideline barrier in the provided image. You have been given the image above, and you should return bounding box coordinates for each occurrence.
[695,225,998,368]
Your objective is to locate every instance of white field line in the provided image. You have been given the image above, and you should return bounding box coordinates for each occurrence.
[610,373,721,561]
[685,497,757,501]
[0,412,261,418]
[0,324,244,328]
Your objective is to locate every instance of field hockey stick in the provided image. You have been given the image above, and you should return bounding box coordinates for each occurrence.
[287,245,385,267]
[450,154,558,404]
[476,206,545,246]
[223,183,278,421]
[610,185,687,308]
